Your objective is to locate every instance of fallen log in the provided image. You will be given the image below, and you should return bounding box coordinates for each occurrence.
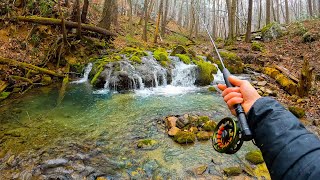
[57,64,70,106]
[0,80,8,93]
[0,57,64,77]
[4,16,117,37]
[10,76,33,84]
[273,65,299,84]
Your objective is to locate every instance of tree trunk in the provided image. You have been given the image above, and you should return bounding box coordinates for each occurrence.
[154,0,164,43]
[113,0,119,31]
[285,0,290,23]
[58,0,67,46]
[81,0,89,23]
[128,0,133,36]
[298,57,314,97]
[76,0,81,38]
[99,0,114,30]
[189,0,195,39]
[142,0,149,42]
[212,0,216,38]
[64,0,70,7]
[160,0,169,37]
[308,0,313,16]
[258,0,262,29]
[266,0,271,24]
[245,0,253,43]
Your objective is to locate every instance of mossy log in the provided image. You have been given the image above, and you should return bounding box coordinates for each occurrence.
[7,16,117,37]
[274,65,299,83]
[264,67,298,95]
[57,64,70,106]
[298,58,314,97]
[0,57,64,77]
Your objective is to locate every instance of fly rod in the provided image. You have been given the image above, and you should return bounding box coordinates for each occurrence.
[194,6,252,154]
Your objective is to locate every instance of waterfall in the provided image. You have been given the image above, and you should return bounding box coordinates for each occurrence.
[213,64,224,85]
[171,57,197,87]
[72,63,93,84]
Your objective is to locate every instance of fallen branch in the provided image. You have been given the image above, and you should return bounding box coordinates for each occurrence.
[5,16,117,37]
[273,65,299,83]
[10,76,33,84]
[0,81,8,93]
[57,64,70,106]
[0,57,64,77]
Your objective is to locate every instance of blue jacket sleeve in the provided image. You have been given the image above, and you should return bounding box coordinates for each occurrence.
[247,97,320,180]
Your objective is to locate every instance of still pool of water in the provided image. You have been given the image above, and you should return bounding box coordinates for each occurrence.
[0,83,258,179]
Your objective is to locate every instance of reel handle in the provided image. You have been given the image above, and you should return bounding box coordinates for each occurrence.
[222,68,252,141]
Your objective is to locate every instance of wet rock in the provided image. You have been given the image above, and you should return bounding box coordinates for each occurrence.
[223,167,242,176]
[176,117,190,129]
[137,139,158,150]
[245,150,264,164]
[41,158,68,169]
[173,131,196,144]
[208,86,217,92]
[251,81,258,85]
[257,81,267,86]
[168,127,180,137]
[203,121,216,131]
[289,106,305,118]
[196,131,211,141]
[166,116,178,129]
[193,165,207,175]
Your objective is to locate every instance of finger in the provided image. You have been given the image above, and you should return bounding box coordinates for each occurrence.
[217,84,227,91]
[222,87,240,97]
[228,76,246,87]
[227,97,244,108]
[224,92,243,103]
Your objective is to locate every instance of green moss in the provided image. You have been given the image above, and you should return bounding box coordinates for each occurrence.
[153,48,169,61]
[130,56,142,64]
[121,47,147,57]
[208,86,217,92]
[176,54,191,64]
[224,38,235,46]
[137,139,157,148]
[203,121,216,131]
[206,54,215,63]
[160,60,169,67]
[223,167,242,176]
[41,75,52,85]
[198,116,210,124]
[216,51,244,74]
[261,22,275,35]
[295,23,307,36]
[251,41,264,52]
[90,67,104,85]
[215,37,224,43]
[245,150,264,164]
[194,60,218,86]
[289,106,305,118]
[0,92,11,101]
[173,131,196,144]
[171,45,187,56]
[196,131,211,141]
[114,55,122,61]
[261,22,284,41]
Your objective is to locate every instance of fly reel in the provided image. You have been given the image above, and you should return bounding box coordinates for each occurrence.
[212,117,243,154]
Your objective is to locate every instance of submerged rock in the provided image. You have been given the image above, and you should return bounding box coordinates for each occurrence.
[173,131,196,144]
[223,167,242,176]
[193,165,207,175]
[137,139,158,149]
[245,150,264,164]
[196,131,211,141]
[41,158,69,169]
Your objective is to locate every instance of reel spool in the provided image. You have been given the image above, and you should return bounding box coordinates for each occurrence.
[212,117,243,154]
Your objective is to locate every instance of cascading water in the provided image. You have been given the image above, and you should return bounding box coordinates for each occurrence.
[72,63,93,84]
[171,57,197,87]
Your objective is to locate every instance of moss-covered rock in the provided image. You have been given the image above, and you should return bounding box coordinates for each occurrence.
[153,48,169,61]
[0,92,11,101]
[302,31,320,43]
[130,56,142,64]
[223,167,242,176]
[90,67,104,85]
[174,131,196,144]
[171,45,187,56]
[203,120,216,131]
[261,22,284,42]
[196,131,211,141]
[215,51,244,74]
[176,54,191,64]
[194,60,218,86]
[289,106,305,118]
[263,67,280,78]
[137,139,158,149]
[245,150,264,164]
[197,116,210,125]
[251,41,264,52]
[208,86,217,92]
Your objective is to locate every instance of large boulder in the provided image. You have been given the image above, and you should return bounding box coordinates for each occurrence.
[194,61,218,86]
[215,51,244,74]
[170,45,187,56]
[261,22,285,42]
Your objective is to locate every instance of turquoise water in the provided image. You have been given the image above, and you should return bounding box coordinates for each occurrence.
[0,83,257,179]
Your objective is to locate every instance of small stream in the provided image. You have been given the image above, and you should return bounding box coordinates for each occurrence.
[0,61,258,179]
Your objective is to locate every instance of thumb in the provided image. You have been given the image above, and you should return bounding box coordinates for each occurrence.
[228,76,245,87]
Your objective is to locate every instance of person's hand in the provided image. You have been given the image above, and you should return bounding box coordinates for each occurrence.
[217,76,261,116]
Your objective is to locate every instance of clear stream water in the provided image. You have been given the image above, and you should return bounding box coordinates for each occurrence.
[0,65,258,179]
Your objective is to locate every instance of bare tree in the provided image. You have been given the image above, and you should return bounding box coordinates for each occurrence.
[142,0,149,42]
[160,0,169,37]
[266,0,271,24]
[81,0,89,23]
[154,0,164,43]
[285,0,290,23]
[245,0,253,43]
[308,0,313,16]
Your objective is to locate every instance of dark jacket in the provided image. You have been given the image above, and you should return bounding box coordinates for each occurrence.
[247,97,320,180]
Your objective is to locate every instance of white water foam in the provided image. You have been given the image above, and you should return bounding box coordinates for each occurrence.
[71,63,93,84]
